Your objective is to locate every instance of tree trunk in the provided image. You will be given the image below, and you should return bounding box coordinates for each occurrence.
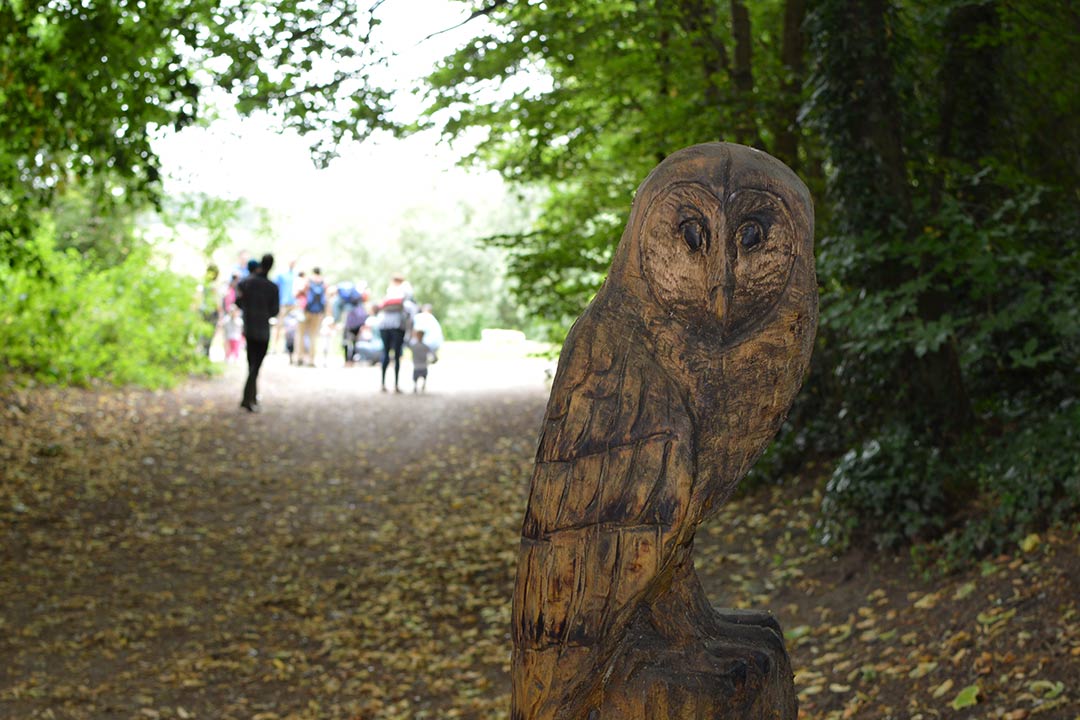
[654,0,675,164]
[931,1,1002,214]
[916,2,1002,445]
[821,0,974,436]
[673,0,731,142]
[730,0,763,148]
[851,0,912,218]
[773,0,806,170]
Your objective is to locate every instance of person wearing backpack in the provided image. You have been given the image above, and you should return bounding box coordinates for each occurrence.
[333,280,363,324]
[299,267,327,366]
[342,293,369,366]
[272,258,299,353]
[377,273,415,393]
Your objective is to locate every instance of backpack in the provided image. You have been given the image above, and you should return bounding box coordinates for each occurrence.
[306,280,326,314]
[338,282,362,306]
[346,304,368,331]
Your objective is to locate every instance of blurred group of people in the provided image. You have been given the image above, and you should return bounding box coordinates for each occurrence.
[202,251,445,410]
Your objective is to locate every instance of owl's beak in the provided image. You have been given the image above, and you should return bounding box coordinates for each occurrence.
[708,244,734,323]
[709,284,726,319]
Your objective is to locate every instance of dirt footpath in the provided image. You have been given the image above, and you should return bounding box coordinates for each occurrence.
[1,345,1077,720]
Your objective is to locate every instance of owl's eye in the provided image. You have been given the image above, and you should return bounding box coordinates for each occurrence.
[737,221,765,251]
[679,218,708,253]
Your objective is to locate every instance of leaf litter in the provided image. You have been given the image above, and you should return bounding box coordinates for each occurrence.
[2,362,1078,719]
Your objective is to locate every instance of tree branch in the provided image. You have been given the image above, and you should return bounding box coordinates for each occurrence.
[421,0,511,42]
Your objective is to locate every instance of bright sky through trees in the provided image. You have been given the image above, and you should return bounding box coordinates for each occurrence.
[152,0,502,269]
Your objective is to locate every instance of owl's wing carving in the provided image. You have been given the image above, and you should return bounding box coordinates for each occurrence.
[511,312,696,717]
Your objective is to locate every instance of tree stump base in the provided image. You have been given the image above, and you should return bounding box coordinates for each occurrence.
[583,562,796,719]
[597,610,796,719]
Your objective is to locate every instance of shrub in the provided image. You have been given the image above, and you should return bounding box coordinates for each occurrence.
[815,423,949,552]
[816,402,1080,569]
[920,401,1080,571]
[0,221,210,387]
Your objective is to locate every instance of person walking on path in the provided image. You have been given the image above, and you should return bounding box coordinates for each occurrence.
[298,267,327,367]
[221,272,240,317]
[236,254,279,412]
[283,309,299,365]
[408,329,437,393]
[343,297,368,366]
[411,303,444,352]
[197,264,221,357]
[273,259,299,353]
[377,273,414,393]
[222,305,245,364]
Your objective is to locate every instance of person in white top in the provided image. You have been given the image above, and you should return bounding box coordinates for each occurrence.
[411,304,444,352]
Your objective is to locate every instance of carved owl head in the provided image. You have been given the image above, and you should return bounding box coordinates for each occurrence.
[610,142,814,348]
[603,142,818,509]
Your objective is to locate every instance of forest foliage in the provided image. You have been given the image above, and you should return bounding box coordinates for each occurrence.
[0,0,393,384]
[0,219,207,386]
[3,0,1078,563]
[418,0,1080,566]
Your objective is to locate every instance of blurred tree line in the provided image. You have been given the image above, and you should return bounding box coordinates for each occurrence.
[0,0,528,367]
[325,197,529,340]
[0,0,393,384]
[3,0,1077,562]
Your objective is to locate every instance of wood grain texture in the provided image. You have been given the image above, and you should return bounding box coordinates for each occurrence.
[511,143,817,719]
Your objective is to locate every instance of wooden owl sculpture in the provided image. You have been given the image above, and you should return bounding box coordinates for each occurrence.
[511,143,817,719]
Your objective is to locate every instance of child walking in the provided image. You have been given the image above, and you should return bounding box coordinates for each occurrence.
[223,304,245,363]
[283,310,299,365]
[408,329,437,393]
